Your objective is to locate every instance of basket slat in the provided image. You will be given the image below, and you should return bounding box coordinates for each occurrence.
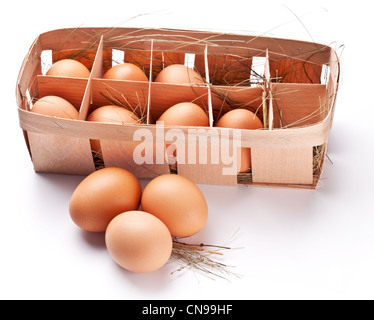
[251,147,313,186]
[28,132,95,175]
[100,139,170,178]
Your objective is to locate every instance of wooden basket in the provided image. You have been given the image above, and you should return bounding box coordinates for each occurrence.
[16,27,340,189]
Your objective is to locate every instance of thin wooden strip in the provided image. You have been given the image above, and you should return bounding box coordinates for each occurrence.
[89,35,104,79]
[91,78,149,121]
[39,28,102,51]
[37,76,88,109]
[100,139,170,178]
[251,147,313,185]
[264,49,273,130]
[38,27,332,64]
[78,35,104,121]
[18,107,332,148]
[147,40,154,125]
[327,47,340,125]
[16,35,43,106]
[28,132,95,175]
[150,82,210,120]
[177,139,238,186]
[204,45,214,128]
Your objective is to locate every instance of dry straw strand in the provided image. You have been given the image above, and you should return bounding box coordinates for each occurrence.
[171,239,242,281]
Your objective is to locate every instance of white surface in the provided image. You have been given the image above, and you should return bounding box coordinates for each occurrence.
[1,0,374,300]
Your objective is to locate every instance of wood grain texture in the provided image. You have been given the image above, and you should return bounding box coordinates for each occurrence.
[327,48,340,127]
[195,53,252,86]
[251,147,313,185]
[177,139,238,186]
[28,132,95,175]
[149,51,185,81]
[100,139,170,178]
[90,78,149,119]
[211,85,264,124]
[52,48,97,71]
[37,76,87,109]
[271,83,327,128]
[270,58,322,84]
[149,82,210,120]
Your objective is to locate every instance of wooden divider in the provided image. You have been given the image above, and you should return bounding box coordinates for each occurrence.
[37,76,88,110]
[91,79,149,118]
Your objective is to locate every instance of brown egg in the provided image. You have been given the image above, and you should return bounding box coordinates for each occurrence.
[46,59,90,78]
[31,95,79,119]
[141,174,208,237]
[87,105,140,124]
[216,108,263,130]
[158,102,209,127]
[158,102,209,165]
[215,108,263,172]
[86,105,140,158]
[69,167,142,232]
[155,64,204,85]
[105,211,172,273]
[103,63,148,81]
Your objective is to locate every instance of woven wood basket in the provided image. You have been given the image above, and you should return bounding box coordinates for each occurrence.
[16,27,340,189]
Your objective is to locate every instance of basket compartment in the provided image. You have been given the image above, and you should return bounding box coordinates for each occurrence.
[271,83,328,129]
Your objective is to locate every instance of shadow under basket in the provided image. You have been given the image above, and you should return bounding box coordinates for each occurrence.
[16,27,340,189]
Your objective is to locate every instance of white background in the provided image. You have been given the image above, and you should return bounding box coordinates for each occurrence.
[1,0,374,300]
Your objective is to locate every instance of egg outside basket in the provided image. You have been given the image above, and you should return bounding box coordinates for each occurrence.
[16,27,339,189]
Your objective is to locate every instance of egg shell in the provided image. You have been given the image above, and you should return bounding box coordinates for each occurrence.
[31,95,79,119]
[215,108,263,172]
[105,211,172,273]
[158,102,209,127]
[46,59,90,78]
[86,105,140,157]
[103,63,148,81]
[216,108,263,130]
[141,174,208,237]
[158,102,209,164]
[154,64,204,85]
[69,167,142,232]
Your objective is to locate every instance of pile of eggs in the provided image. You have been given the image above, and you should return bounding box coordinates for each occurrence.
[69,167,208,273]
